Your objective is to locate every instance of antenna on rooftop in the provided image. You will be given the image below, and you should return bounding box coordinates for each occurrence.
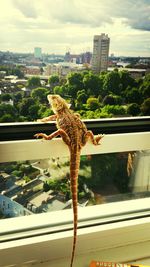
[66,47,71,53]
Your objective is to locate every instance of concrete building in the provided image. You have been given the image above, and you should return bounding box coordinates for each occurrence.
[64,51,92,64]
[23,66,41,75]
[44,63,87,77]
[0,195,32,218]
[81,52,92,64]
[92,33,110,73]
[34,47,42,59]
[108,67,146,79]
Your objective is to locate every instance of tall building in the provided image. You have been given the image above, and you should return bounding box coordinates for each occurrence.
[34,47,42,59]
[92,33,110,73]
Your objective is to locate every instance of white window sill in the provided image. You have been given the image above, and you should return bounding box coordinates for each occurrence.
[0,198,150,267]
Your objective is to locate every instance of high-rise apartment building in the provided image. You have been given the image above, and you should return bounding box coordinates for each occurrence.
[92,33,110,73]
[34,47,42,59]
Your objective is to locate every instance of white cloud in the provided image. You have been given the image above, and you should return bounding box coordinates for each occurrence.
[0,0,150,55]
[12,0,38,18]
[111,0,150,31]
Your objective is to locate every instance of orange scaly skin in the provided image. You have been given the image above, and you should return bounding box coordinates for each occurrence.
[34,95,103,267]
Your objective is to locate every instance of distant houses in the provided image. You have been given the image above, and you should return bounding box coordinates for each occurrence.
[0,194,32,218]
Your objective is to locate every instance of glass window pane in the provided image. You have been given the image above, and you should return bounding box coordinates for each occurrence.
[0,149,149,219]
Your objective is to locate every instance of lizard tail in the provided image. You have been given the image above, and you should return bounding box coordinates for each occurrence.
[70,149,80,267]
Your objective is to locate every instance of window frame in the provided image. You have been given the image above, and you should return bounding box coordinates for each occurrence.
[0,200,150,266]
[0,117,150,266]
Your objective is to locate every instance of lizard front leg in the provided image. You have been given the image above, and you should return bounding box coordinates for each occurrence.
[82,131,104,146]
[37,114,57,122]
[34,129,71,146]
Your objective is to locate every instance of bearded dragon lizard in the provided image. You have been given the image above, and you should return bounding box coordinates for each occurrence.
[34,95,103,267]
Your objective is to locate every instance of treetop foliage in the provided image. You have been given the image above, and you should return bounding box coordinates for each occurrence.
[26,76,41,88]
[0,69,150,122]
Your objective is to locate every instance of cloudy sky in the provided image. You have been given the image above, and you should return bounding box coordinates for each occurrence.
[0,0,150,56]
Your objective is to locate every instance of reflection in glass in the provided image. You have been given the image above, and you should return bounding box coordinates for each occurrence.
[0,150,150,219]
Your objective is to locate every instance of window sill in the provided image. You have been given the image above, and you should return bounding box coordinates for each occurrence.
[0,198,150,267]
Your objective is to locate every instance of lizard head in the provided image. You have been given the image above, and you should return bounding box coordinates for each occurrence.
[47,95,70,113]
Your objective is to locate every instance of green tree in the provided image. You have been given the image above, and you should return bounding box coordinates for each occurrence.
[0,114,15,122]
[39,107,53,118]
[119,70,135,91]
[127,103,141,116]
[26,76,41,88]
[103,94,123,105]
[28,104,40,120]
[67,72,83,88]
[125,87,142,104]
[18,116,28,122]
[98,72,107,96]
[23,176,31,183]
[103,94,116,105]
[90,154,117,190]
[48,75,59,86]
[12,67,24,78]
[90,153,129,193]
[18,97,35,118]
[101,105,126,116]
[20,164,34,175]
[82,110,95,119]
[13,92,24,107]
[83,72,102,96]
[103,69,121,95]
[38,104,53,118]
[86,97,100,111]
[1,93,12,102]
[77,90,87,104]
[141,98,150,115]
[4,164,16,174]
[139,74,150,100]
[12,170,23,177]
[0,103,17,121]
[53,85,63,96]
[66,85,78,99]
[67,72,84,98]
[31,87,49,103]
[43,181,50,192]
[54,85,69,96]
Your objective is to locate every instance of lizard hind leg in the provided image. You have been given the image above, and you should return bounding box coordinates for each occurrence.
[82,130,104,146]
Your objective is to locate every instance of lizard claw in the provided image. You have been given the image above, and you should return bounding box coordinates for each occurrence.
[34,133,49,140]
[95,134,104,145]
[34,133,43,139]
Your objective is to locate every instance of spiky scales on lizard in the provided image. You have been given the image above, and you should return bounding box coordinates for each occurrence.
[34,95,104,267]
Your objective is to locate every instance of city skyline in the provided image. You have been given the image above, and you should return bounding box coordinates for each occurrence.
[0,0,150,57]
